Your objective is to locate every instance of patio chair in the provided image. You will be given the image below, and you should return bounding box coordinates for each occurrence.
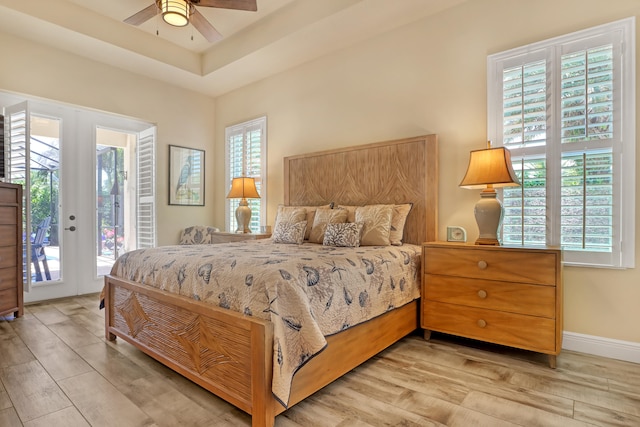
[32,217,51,281]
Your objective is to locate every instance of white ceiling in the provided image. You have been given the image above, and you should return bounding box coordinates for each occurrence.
[0,0,467,97]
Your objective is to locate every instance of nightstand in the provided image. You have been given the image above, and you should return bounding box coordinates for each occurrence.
[208,231,271,244]
[421,242,563,368]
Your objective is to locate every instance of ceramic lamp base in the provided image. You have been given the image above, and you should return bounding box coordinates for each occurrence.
[235,199,253,233]
[474,189,503,245]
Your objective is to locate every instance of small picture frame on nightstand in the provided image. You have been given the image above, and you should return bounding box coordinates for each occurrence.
[446,226,467,243]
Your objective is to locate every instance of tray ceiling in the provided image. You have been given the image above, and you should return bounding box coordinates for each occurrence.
[0,0,467,97]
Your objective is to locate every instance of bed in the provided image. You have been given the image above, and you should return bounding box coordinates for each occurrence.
[103,134,438,427]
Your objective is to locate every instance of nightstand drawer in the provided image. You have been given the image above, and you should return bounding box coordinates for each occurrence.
[423,300,557,353]
[423,246,557,286]
[424,275,556,318]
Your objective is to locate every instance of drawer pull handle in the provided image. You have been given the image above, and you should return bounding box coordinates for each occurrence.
[477,260,488,270]
[477,319,487,328]
[477,290,487,299]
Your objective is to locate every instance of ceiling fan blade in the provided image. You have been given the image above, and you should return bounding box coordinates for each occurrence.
[190,8,223,43]
[194,0,257,12]
[124,4,158,26]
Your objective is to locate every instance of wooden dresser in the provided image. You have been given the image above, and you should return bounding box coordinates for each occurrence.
[208,231,271,244]
[0,182,23,318]
[421,242,562,367]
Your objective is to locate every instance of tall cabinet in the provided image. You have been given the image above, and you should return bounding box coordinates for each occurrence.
[0,182,23,318]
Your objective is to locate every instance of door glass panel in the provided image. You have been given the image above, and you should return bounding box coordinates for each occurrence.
[96,128,129,276]
[27,116,61,284]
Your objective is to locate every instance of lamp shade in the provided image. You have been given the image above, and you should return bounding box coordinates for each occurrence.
[226,177,260,199]
[459,147,520,189]
[160,0,190,27]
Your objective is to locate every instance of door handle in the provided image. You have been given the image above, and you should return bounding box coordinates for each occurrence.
[65,226,77,231]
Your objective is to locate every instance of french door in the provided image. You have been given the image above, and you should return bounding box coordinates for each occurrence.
[3,99,155,302]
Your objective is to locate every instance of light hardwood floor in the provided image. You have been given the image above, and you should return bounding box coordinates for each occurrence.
[1,294,639,426]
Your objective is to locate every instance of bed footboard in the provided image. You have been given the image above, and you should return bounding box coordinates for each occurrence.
[104,275,276,426]
[104,276,419,427]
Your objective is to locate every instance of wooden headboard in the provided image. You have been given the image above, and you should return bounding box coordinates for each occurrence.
[283,134,438,245]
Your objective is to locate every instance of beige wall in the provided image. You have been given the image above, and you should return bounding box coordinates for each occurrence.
[214,0,640,344]
[0,31,216,246]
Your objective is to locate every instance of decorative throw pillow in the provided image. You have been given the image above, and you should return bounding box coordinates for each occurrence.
[179,226,221,244]
[389,203,413,246]
[294,204,331,240]
[273,206,307,234]
[335,205,357,223]
[308,208,348,243]
[355,204,394,246]
[323,222,364,247]
[272,220,307,244]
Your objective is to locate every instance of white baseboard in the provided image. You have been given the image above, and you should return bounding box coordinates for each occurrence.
[562,331,640,364]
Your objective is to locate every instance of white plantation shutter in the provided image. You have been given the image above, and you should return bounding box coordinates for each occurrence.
[489,18,634,268]
[502,59,547,148]
[561,46,614,143]
[136,127,156,248]
[225,117,266,232]
[560,150,613,252]
[503,157,547,246]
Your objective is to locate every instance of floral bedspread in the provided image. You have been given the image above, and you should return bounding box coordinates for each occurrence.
[109,239,421,406]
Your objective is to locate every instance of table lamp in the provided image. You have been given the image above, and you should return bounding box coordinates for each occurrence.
[226,177,260,233]
[459,141,520,245]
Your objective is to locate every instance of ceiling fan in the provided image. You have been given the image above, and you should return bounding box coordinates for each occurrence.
[124,0,257,43]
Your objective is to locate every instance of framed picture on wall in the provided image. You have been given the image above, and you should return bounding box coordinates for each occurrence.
[169,145,205,206]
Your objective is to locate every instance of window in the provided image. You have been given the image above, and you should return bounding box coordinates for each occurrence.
[487,18,635,268]
[225,116,267,233]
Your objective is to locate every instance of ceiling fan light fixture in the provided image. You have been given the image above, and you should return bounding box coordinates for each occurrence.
[159,0,190,27]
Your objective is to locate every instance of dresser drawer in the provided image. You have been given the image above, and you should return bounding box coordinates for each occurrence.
[423,300,557,353]
[0,225,18,245]
[424,246,557,286]
[0,206,18,225]
[0,287,18,312]
[0,246,18,269]
[0,187,19,204]
[0,267,17,291]
[424,274,556,318]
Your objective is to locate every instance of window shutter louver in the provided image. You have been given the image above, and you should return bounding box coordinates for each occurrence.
[560,150,613,252]
[503,157,547,246]
[502,60,547,148]
[561,46,614,143]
